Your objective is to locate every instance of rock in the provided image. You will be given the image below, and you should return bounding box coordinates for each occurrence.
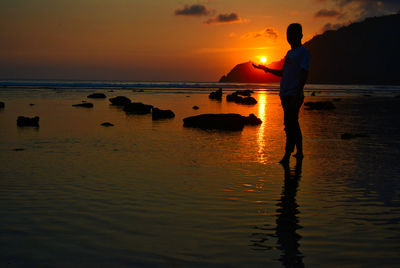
[29,103,35,106]
[311,91,316,96]
[192,106,199,110]
[0,102,4,108]
[152,108,175,120]
[13,148,25,151]
[332,98,342,102]
[226,92,240,102]
[236,90,254,96]
[239,96,258,105]
[72,103,93,108]
[183,113,249,131]
[17,116,39,127]
[109,96,131,106]
[101,122,114,127]
[304,101,335,110]
[226,92,257,105]
[87,93,106,99]
[243,113,262,125]
[123,102,153,114]
[209,88,223,100]
[341,133,369,139]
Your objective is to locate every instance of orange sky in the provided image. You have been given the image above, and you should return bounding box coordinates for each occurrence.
[0,0,398,81]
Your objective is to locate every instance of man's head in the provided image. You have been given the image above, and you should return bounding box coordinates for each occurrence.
[287,23,303,48]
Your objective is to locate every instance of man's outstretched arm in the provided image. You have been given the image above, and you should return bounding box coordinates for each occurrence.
[252,64,283,77]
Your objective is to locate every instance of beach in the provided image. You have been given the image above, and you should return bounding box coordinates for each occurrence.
[1,84,400,267]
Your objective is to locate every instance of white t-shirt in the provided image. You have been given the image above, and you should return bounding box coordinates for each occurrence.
[280,45,310,96]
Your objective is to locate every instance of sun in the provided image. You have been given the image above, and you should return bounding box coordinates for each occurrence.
[260,56,267,64]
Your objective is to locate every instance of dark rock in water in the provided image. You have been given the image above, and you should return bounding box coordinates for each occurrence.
[13,148,25,151]
[123,102,153,114]
[394,95,400,98]
[72,102,93,108]
[183,113,246,131]
[236,90,254,96]
[226,92,240,102]
[152,108,175,120]
[88,93,106,99]
[332,98,342,102]
[311,91,316,96]
[29,103,35,106]
[17,116,39,127]
[243,113,262,125]
[0,102,4,108]
[209,88,223,100]
[192,106,199,110]
[109,96,131,106]
[304,101,335,110]
[101,122,114,127]
[226,92,257,105]
[364,94,371,97]
[239,96,257,105]
[341,133,369,139]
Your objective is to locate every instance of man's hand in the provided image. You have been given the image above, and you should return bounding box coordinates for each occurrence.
[252,63,269,72]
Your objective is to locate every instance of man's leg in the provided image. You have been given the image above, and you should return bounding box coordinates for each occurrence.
[280,96,303,163]
[293,97,304,158]
[280,97,296,163]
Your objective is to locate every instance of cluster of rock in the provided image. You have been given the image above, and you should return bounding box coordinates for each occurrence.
[72,102,93,108]
[226,90,257,105]
[183,113,262,131]
[123,102,153,115]
[0,101,4,109]
[71,92,107,108]
[87,93,106,99]
[110,96,175,120]
[209,88,223,100]
[17,116,40,127]
[109,96,131,106]
[101,122,114,127]
[304,101,335,110]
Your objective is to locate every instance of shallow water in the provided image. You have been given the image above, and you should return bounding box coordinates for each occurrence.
[0,87,399,267]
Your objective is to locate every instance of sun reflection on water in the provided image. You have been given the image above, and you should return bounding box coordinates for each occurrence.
[257,92,267,164]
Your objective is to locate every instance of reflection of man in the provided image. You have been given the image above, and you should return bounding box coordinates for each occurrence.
[254,23,310,163]
[277,159,304,268]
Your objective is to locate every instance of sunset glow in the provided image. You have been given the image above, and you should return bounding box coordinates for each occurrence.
[260,57,267,64]
[0,1,397,81]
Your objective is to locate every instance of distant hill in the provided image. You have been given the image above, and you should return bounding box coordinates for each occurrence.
[219,59,284,83]
[219,14,400,85]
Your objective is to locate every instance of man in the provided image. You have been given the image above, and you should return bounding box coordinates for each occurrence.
[254,23,310,164]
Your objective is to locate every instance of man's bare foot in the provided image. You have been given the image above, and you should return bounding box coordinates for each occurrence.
[293,153,304,159]
[279,154,291,164]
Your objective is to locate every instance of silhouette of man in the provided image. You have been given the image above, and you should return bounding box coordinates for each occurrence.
[254,23,310,163]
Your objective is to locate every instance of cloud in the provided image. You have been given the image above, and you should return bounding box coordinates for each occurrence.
[325,0,400,19]
[314,9,342,18]
[174,4,210,16]
[242,28,278,39]
[321,22,346,32]
[205,13,242,24]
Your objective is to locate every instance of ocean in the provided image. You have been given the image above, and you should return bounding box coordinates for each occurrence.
[0,81,399,267]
